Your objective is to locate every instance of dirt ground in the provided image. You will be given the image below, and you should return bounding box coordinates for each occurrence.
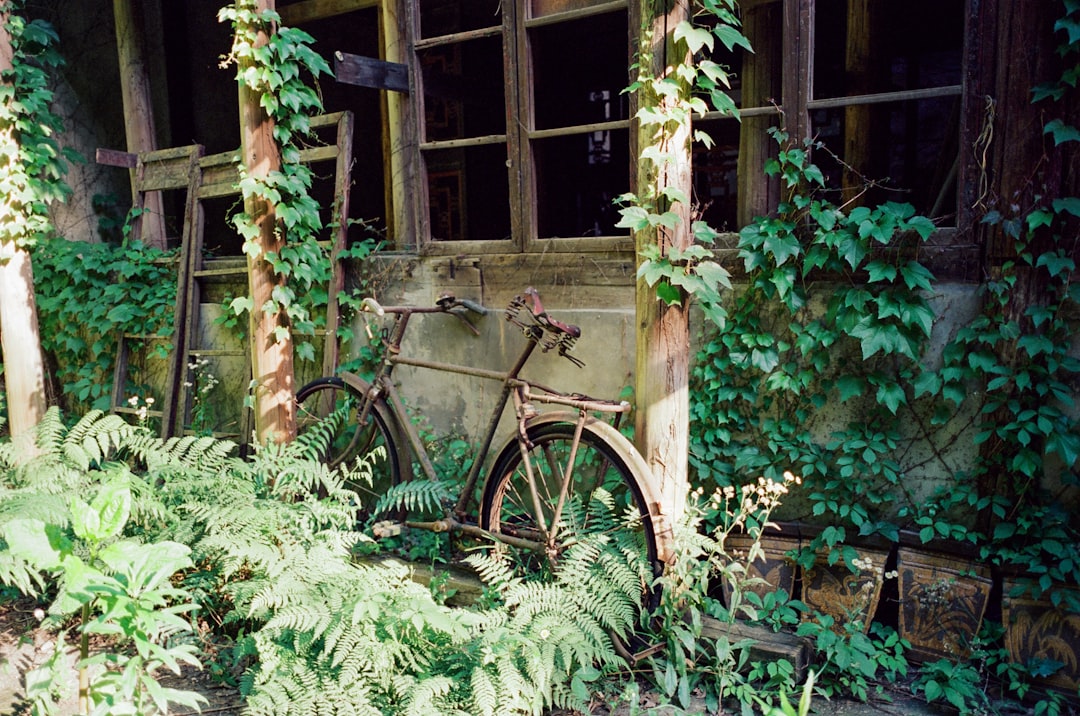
[0,600,241,715]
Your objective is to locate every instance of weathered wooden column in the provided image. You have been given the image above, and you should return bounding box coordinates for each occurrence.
[737,0,782,225]
[841,0,879,204]
[237,0,296,445]
[631,0,693,522]
[0,9,47,455]
[113,0,167,249]
[964,0,1076,532]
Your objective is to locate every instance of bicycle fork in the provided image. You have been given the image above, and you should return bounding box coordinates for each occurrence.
[513,388,590,561]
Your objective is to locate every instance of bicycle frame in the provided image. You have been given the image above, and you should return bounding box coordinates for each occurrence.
[343,296,637,549]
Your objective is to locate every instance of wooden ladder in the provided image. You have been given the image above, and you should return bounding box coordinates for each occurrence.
[101,112,355,450]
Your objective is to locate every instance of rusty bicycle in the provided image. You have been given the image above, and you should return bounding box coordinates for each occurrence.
[295,288,673,609]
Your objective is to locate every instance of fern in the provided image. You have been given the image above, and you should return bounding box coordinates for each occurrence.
[372,478,452,517]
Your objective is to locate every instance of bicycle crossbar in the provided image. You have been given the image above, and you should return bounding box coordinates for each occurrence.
[391,356,629,414]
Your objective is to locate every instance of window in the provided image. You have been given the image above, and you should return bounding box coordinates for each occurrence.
[414,0,631,253]
[693,0,964,232]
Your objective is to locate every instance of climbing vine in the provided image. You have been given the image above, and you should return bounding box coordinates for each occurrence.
[217,2,334,360]
[616,1,747,328]
[0,4,74,251]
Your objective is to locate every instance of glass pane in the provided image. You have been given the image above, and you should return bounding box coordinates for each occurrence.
[533,129,629,238]
[530,11,630,129]
[424,145,511,241]
[418,0,501,38]
[813,0,963,100]
[419,37,506,141]
[693,119,743,233]
[812,95,961,222]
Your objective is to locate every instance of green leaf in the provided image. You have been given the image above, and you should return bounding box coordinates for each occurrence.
[656,282,682,305]
[2,520,69,570]
[714,23,752,52]
[1045,119,1080,145]
[674,21,715,54]
[88,478,132,543]
[1052,196,1080,218]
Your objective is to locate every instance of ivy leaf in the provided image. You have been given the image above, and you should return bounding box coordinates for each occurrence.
[714,23,752,52]
[615,206,651,230]
[836,375,865,402]
[1044,119,1080,145]
[674,21,714,54]
[876,380,906,414]
[1052,196,1080,217]
[695,260,732,291]
[899,261,935,291]
[762,233,801,266]
[865,260,897,283]
[912,371,942,398]
[655,282,682,305]
[230,296,254,315]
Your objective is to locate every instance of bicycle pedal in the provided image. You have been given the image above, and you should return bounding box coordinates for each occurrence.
[372,520,403,538]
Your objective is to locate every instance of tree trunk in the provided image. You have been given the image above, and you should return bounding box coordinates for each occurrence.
[631,0,693,522]
[237,0,296,445]
[0,11,48,454]
[113,0,167,249]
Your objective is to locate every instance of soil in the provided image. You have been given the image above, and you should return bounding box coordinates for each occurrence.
[0,600,241,715]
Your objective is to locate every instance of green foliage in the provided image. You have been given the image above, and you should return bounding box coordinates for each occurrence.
[0,409,207,715]
[617,2,743,327]
[2,406,660,715]
[32,236,177,412]
[217,2,336,351]
[0,6,75,251]
[645,474,804,713]
[794,619,908,703]
[690,128,936,555]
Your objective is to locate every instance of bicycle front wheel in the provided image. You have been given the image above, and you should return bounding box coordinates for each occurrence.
[295,376,406,511]
[479,417,664,610]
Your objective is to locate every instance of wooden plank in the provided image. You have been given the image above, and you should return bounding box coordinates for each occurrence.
[95,147,137,168]
[419,134,508,151]
[700,616,813,680]
[279,0,376,25]
[138,156,199,191]
[334,51,409,93]
[526,0,627,27]
[414,25,502,50]
[296,144,339,164]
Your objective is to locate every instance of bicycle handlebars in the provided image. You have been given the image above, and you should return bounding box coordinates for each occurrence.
[360,288,583,365]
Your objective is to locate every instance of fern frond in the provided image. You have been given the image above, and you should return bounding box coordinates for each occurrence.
[463,551,522,594]
[372,479,451,517]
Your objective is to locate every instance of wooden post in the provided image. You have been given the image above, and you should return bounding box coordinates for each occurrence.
[113,0,168,249]
[738,0,782,226]
[237,0,297,445]
[0,9,47,455]
[841,0,877,204]
[965,0,1074,532]
[631,0,693,522]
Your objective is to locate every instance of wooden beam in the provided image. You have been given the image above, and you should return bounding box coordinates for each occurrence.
[114,0,168,249]
[96,147,137,168]
[278,0,376,25]
[334,51,409,93]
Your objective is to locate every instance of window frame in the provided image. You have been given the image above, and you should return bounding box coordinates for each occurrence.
[408,0,635,256]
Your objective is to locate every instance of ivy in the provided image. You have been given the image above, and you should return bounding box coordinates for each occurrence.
[33,236,177,412]
[617,2,744,328]
[0,5,76,250]
[217,2,333,359]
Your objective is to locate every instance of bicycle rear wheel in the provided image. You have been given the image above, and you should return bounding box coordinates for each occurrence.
[479,417,664,612]
[295,376,406,512]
